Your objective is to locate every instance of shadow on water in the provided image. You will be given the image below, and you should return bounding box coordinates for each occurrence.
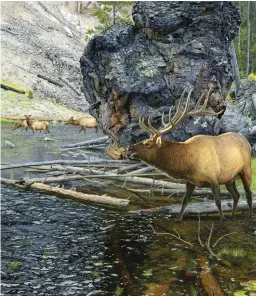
[1,123,256,295]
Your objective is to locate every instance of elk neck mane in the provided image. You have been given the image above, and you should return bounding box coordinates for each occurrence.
[147,138,195,179]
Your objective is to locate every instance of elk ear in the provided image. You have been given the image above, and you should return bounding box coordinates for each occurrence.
[156,136,162,148]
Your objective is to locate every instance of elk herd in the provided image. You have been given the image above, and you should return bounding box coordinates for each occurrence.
[10,87,254,220]
[12,115,98,134]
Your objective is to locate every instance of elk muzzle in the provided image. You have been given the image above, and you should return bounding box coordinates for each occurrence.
[126,145,138,160]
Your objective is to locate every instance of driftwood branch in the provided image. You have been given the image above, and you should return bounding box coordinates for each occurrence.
[109,163,143,174]
[37,74,64,87]
[1,159,135,170]
[59,77,80,96]
[1,178,129,206]
[149,224,193,247]
[61,136,108,148]
[50,165,186,189]
[129,199,256,215]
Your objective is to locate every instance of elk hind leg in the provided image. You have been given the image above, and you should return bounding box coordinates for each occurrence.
[211,183,225,220]
[177,182,195,221]
[240,168,253,216]
[225,182,240,216]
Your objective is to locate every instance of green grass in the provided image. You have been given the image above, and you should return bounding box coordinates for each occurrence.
[251,158,256,191]
[217,247,247,259]
[1,118,20,124]
[1,79,33,98]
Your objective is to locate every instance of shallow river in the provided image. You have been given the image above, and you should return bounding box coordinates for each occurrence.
[1,123,256,296]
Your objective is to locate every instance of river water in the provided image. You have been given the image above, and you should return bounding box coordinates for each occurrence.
[1,123,256,296]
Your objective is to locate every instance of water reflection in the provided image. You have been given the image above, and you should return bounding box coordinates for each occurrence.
[1,185,153,295]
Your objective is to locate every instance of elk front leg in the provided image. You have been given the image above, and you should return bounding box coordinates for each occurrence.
[211,183,225,220]
[177,182,195,221]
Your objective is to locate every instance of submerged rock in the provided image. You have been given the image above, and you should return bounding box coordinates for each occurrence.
[80,1,240,157]
[3,140,15,148]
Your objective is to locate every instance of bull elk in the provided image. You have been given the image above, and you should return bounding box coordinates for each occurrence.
[68,117,98,134]
[25,115,50,133]
[127,88,253,220]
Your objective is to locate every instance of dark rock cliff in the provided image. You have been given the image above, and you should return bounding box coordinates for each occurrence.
[80,1,241,159]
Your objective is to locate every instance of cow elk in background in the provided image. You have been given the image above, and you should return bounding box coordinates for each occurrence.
[127,88,253,220]
[68,117,98,134]
[12,120,29,132]
[25,115,50,134]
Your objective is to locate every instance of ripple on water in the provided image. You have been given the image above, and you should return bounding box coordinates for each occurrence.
[1,184,154,295]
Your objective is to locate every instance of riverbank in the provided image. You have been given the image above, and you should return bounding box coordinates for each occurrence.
[1,88,91,121]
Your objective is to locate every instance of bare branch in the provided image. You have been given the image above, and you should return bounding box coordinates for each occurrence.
[212,232,237,248]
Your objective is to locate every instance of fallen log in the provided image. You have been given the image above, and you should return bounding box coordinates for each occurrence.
[61,136,108,148]
[37,74,64,88]
[126,167,152,175]
[199,254,225,296]
[109,162,143,174]
[129,199,256,215]
[1,178,130,206]
[1,83,25,94]
[123,187,229,197]
[50,165,186,189]
[60,144,107,152]
[59,77,80,96]
[1,159,136,170]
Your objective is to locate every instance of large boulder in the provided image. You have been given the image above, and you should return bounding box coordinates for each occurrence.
[219,78,256,141]
[80,1,240,158]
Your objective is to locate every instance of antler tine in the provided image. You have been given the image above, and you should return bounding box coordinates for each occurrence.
[171,88,187,123]
[161,106,173,127]
[161,88,188,129]
[169,88,193,128]
[193,92,205,111]
[148,115,158,134]
[139,114,154,135]
[157,88,193,135]
[188,88,223,116]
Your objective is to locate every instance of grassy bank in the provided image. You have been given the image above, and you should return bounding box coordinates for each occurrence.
[1,81,89,121]
[1,118,20,124]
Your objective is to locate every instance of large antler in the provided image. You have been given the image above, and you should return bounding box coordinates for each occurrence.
[139,88,223,136]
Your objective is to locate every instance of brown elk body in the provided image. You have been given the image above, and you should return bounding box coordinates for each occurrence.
[25,115,50,134]
[68,117,98,134]
[127,89,253,220]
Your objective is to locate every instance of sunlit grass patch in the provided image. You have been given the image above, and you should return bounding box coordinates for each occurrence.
[217,247,247,259]
[1,79,33,98]
[1,118,20,124]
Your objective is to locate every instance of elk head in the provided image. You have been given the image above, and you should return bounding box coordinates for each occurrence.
[68,117,74,124]
[127,88,223,162]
